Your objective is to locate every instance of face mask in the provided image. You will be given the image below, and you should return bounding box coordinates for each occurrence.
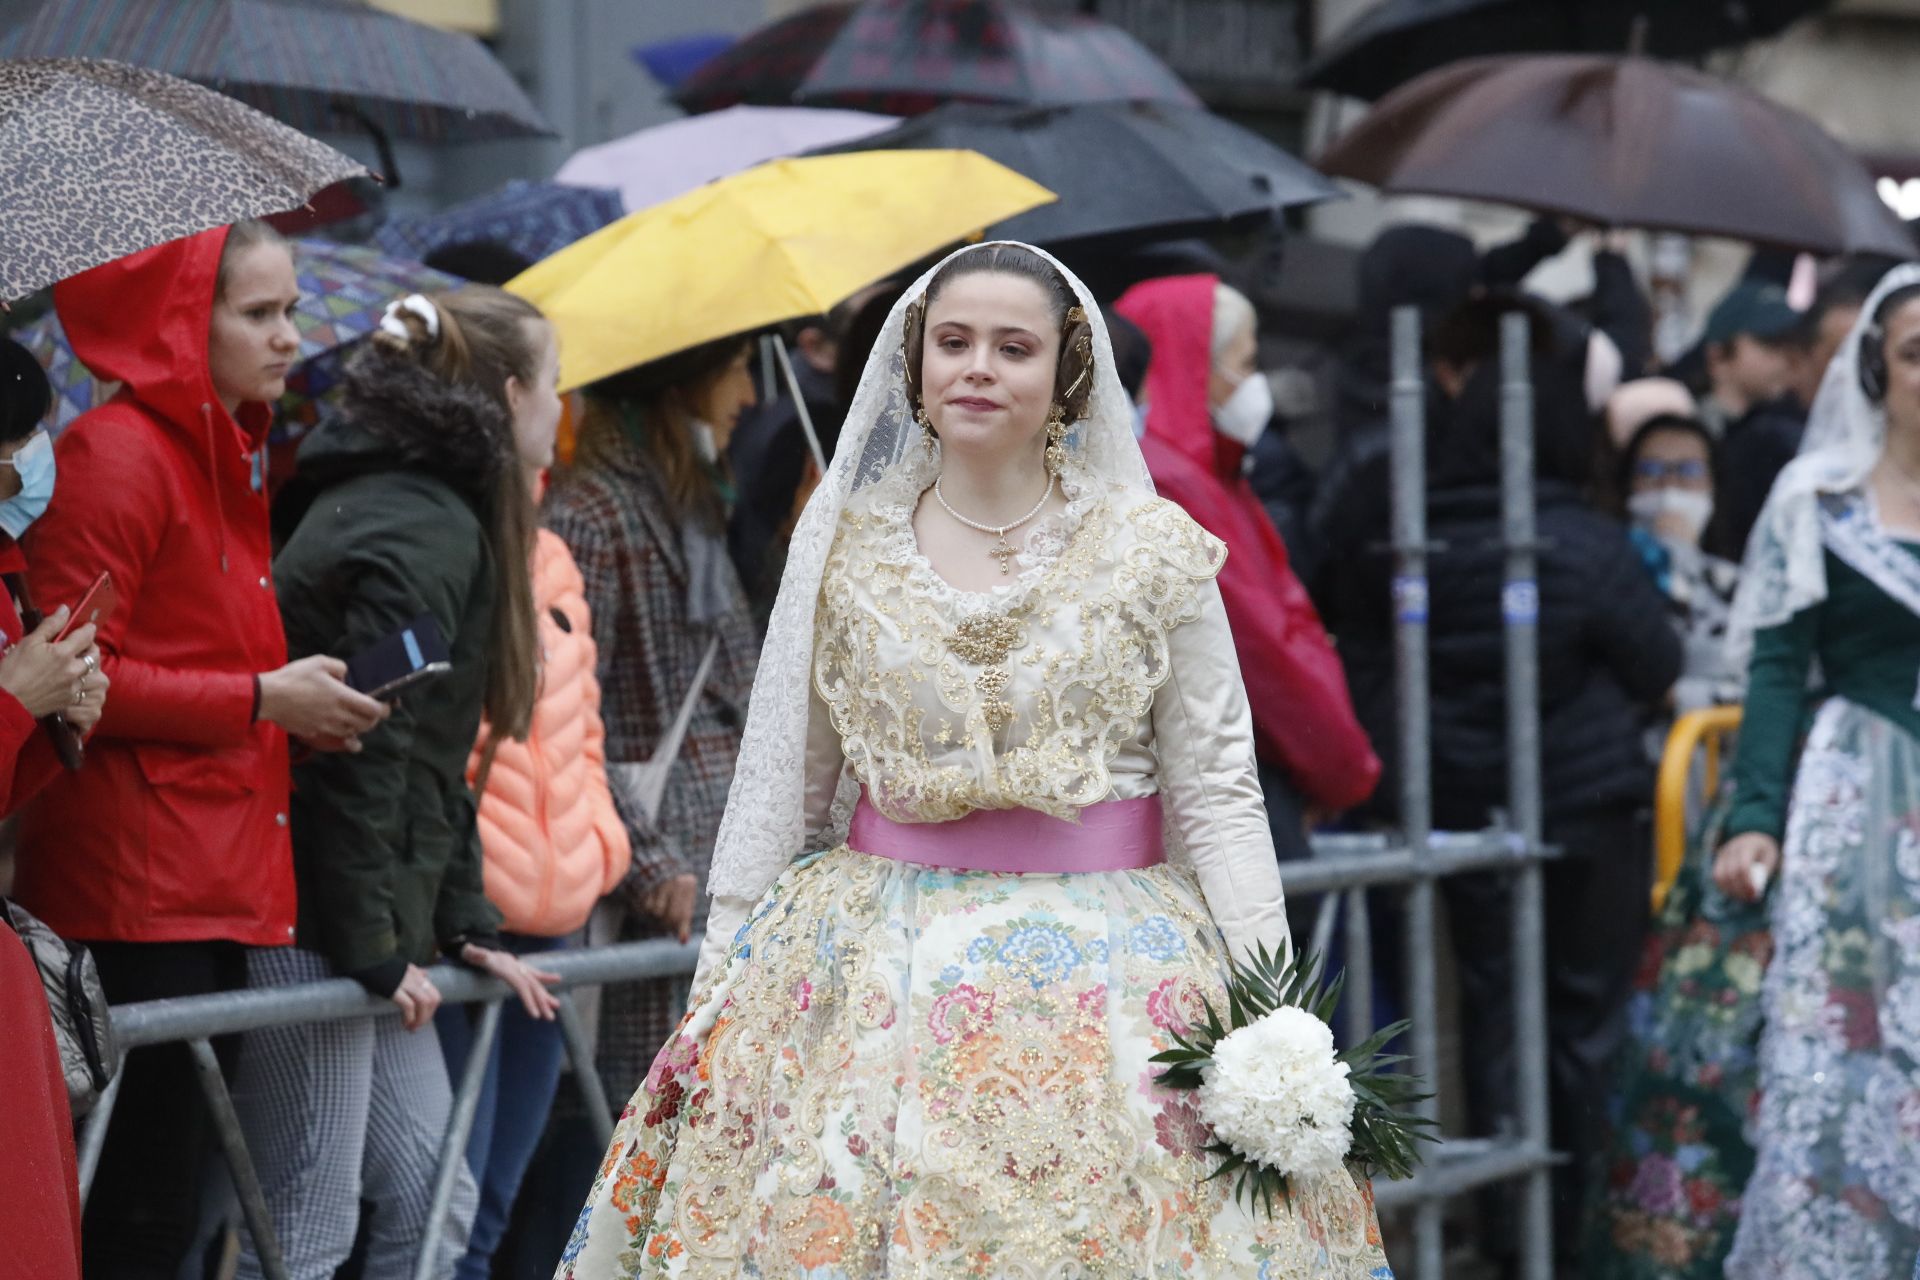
[1211,370,1274,447]
[0,431,56,539]
[1628,488,1714,542]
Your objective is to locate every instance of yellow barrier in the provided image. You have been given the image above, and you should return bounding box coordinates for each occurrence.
[1651,705,1743,914]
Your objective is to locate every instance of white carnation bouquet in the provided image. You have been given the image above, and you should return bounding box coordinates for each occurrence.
[1151,944,1434,1215]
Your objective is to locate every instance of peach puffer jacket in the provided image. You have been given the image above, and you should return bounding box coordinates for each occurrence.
[468,529,631,936]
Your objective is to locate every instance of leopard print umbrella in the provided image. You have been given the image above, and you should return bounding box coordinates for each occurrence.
[0,58,367,299]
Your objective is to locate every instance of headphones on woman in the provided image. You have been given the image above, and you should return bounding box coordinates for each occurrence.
[1859,319,1888,404]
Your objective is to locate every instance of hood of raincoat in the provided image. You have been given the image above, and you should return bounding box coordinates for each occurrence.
[54,225,273,459]
[1115,273,1244,478]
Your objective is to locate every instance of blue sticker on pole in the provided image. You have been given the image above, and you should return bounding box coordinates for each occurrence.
[1393,575,1429,623]
[1502,581,1539,625]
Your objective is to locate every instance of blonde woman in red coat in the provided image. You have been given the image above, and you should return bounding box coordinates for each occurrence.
[436,515,631,1280]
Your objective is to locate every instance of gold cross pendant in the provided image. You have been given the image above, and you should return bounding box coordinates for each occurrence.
[989,536,1016,574]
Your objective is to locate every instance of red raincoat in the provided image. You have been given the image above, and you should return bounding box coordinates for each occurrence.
[1116,274,1380,812]
[14,226,295,946]
[0,539,81,1280]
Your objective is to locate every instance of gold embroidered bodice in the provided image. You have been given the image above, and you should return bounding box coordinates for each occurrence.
[812,465,1227,824]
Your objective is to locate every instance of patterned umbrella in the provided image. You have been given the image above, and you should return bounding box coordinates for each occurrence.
[0,0,550,143]
[0,57,366,299]
[17,238,458,445]
[376,181,625,265]
[673,4,848,113]
[675,0,1197,116]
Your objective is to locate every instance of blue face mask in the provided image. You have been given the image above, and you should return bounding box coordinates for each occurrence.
[0,431,56,539]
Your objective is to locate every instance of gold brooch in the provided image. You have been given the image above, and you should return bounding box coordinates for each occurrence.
[948,613,1023,732]
[948,613,1021,666]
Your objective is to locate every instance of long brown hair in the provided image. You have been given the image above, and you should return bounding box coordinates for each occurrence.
[577,336,752,526]
[370,286,544,740]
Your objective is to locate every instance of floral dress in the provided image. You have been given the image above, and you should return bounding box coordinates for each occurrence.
[555,464,1393,1278]
[1585,787,1770,1278]
[1719,498,1920,1279]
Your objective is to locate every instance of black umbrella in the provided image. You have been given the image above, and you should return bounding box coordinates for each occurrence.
[0,58,366,299]
[0,0,551,142]
[675,0,1197,116]
[818,101,1340,247]
[1304,0,1829,101]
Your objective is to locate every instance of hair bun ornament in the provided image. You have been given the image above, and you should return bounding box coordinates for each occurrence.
[378,293,442,346]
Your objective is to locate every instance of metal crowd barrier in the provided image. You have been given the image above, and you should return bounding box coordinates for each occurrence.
[79,939,698,1280]
[77,305,1558,1280]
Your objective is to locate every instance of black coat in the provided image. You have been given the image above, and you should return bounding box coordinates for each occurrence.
[1715,396,1805,559]
[1336,479,1681,831]
[273,351,508,993]
[726,355,840,629]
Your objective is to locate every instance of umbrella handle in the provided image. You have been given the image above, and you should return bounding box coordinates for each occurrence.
[332,102,402,189]
[771,338,829,475]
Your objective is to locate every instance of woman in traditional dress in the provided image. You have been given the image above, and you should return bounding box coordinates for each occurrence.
[1713,265,1920,1277]
[556,243,1392,1278]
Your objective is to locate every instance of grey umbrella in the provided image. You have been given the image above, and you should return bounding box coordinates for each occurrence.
[0,0,550,143]
[0,57,367,300]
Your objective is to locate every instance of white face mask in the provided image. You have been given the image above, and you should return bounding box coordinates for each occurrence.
[1211,370,1273,447]
[1628,488,1715,543]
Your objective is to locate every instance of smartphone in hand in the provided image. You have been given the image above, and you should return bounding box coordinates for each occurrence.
[346,613,452,703]
[57,572,116,643]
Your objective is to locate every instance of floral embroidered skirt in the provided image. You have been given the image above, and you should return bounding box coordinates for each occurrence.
[1585,785,1768,1278]
[1723,700,1920,1279]
[556,845,1394,1279]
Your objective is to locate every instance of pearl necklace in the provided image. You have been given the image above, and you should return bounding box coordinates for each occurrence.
[933,473,1056,574]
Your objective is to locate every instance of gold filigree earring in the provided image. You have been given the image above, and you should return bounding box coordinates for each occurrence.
[1044,403,1068,476]
[916,404,938,457]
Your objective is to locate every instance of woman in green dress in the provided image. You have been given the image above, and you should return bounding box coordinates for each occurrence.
[1710,265,1920,1278]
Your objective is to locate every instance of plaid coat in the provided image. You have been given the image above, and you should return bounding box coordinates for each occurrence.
[543,423,758,1108]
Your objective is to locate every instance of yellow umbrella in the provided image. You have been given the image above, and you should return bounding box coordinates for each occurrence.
[508,149,1056,392]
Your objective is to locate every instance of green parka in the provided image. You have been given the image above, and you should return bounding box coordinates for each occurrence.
[272,349,506,994]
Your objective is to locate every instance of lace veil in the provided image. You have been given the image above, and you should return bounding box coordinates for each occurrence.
[707,241,1156,900]
[1726,261,1920,671]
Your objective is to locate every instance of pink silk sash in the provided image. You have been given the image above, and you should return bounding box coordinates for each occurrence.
[848,791,1165,874]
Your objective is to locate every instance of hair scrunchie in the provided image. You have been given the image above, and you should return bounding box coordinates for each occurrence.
[377,293,441,345]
